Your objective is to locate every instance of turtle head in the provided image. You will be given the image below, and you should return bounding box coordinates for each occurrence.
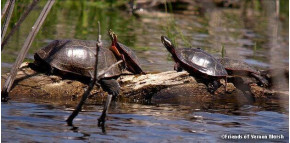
[108,29,118,45]
[108,30,145,74]
[108,29,122,57]
[108,29,115,42]
[161,36,176,54]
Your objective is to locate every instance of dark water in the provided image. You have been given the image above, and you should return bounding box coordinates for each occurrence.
[1,0,289,142]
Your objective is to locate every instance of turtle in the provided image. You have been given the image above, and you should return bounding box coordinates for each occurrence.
[33,40,122,79]
[108,29,144,74]
[217,57,269,87]
[32,39,133,127]
[160,36,228,92]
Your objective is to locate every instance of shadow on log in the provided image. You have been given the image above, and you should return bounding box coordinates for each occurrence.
[1,62,288,107]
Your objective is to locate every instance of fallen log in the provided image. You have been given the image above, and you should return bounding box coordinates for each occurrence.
[1,62,288,107]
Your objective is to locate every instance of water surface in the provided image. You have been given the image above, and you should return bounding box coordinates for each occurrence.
[2,98,288,142]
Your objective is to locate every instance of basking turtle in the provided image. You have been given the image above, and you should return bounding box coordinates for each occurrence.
[161,36,228,92]
[108,29,144,74]
[218,57,269,87]
[33,39,129,127]
[34,40,122,79]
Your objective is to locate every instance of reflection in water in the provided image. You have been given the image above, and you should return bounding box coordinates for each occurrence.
[2,99,288,142]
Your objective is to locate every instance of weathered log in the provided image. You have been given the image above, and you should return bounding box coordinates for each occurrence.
[1,62,288,106]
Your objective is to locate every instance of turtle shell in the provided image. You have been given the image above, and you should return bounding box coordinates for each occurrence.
[218,57,260,75]
[116,42,144,74]
[35,39,122,79]
[175,48,228,77]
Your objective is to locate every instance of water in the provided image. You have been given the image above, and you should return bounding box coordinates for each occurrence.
[1,0,289,142]
[2,98,288,142]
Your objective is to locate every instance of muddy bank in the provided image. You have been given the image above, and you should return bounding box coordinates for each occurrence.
[1,62,288,106]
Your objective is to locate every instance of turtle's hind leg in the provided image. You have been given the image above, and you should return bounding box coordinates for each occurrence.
[250,73,269,87]
[207,80,220,94]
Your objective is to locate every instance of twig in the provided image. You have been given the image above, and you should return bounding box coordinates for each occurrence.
[98,60,123,77]
[97,21,102,45]
[67,21,101,125]
[2,0,40,50]
[94,21,101,80]
[1,0,55,102]
[1,0,15,42]
[66,60,123,125]
[275,0,279,18]
[66,21,124,125]
[1,0,10,18]
[66,42,100,124]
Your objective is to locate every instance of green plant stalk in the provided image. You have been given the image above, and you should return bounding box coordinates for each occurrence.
[163,0,191,48]
[221,44,225,58]
[253,42,257,52]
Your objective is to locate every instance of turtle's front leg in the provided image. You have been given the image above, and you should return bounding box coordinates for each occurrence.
[46,66,55,76]
[174,62,183,72]
[121,54,129,71]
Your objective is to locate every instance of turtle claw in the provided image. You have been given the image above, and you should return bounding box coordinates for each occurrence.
[207,84,215,94]
[1,92,10,102]
[45,67,55,76]
[174,63,183,72]
[207,80,220,94]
